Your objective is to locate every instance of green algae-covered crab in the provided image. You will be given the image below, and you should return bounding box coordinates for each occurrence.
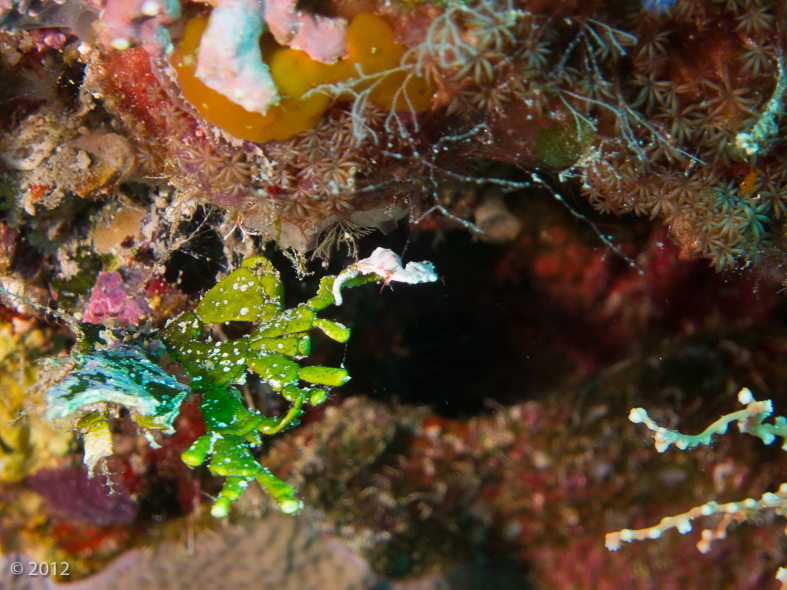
[42,248,437,517]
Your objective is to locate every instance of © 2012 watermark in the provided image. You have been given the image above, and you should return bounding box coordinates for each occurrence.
[9,561,70,576]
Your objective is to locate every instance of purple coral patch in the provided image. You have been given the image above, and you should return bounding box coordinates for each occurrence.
[82,271,147,327]
[29,468,138,526]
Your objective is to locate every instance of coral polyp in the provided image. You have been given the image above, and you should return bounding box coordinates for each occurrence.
[62,0,787,269]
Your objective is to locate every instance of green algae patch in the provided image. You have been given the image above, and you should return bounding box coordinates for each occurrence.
[534,121,596,168]
[40,248,437,517]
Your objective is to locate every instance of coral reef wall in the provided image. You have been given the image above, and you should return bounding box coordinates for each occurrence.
[2,0,785,266]
[2,0,787,589]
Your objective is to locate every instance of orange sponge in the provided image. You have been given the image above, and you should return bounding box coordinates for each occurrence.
[171,13,434,143]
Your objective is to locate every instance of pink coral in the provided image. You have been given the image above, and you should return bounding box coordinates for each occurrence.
[92,0,180,55]
[263,0,347,63]
[82,271,147,327]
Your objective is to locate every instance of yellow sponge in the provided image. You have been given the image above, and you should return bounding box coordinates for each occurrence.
[172,13,434,143]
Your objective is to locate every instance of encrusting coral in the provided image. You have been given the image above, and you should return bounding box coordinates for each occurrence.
[0,316,71,483]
